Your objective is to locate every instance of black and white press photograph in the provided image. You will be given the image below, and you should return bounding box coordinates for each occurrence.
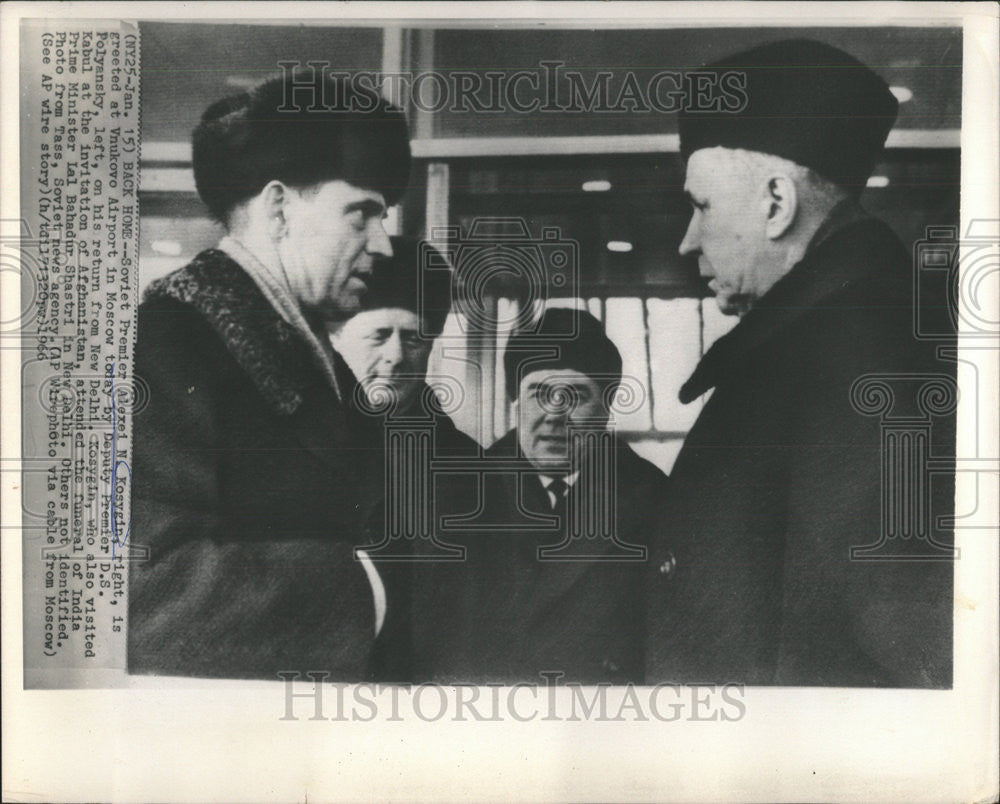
[3,2,997,802]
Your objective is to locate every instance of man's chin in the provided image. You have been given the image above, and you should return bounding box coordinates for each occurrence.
[714,293,751,317]
[372,383,423,413]
[320,296,363,323]
[339,294,366,315]
[530,443,569,467]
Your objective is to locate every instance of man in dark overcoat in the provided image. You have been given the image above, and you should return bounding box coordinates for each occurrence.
[128,71,413,679]
[412,308,670,684]
[645,40,955,687]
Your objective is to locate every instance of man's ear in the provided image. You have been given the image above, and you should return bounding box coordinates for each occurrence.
[260,180,290,240]
[764,174,798,240]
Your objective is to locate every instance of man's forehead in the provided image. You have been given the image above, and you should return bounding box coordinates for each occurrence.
[316,179,387,207]
[522,368,596,387]
[685,148,727,184]
[685,147,757,194]
[351,307,421,329]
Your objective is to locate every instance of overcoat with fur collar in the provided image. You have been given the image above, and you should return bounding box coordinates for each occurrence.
[128,249,391,680]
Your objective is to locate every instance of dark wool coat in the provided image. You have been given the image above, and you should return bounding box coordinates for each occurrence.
[410,429,670,685]
[645,215,955,688]
[129,249,395,680]
[352,389,484,682]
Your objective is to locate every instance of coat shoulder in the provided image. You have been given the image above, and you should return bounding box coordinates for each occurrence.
[777,220,944,391]
[138,292,227,357]
[484,429,518,458]
[432,413,482,457]
[618,441,670,489]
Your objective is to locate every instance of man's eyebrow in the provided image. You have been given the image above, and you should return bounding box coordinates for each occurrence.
[541,379,591,389]
[344,198,386,216]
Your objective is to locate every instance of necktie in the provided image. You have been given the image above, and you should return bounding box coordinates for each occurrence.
[546,477,569,511]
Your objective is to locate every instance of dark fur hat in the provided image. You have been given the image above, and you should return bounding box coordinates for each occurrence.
[678,39,898,195]
[503,307,623,399]
[193,70,411,222]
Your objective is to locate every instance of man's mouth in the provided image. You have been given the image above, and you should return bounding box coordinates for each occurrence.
[366,372,403,386]
[699,261,716,289]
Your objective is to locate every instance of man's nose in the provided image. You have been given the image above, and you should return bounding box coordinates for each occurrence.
[381,331,404,366]
[678,216,700,258]
[366,219,393,258]
[543,396,574,422]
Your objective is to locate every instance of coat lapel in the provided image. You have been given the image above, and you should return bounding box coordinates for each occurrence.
[144,250,311,414]
[144,250,381,494]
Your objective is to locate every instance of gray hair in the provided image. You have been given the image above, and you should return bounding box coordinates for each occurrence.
[730,148,850,212]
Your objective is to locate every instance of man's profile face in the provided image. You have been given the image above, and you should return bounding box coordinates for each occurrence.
[678,148,769,316]
[278,180,393,321]
[516,368,610,471]
[331,307,432,413]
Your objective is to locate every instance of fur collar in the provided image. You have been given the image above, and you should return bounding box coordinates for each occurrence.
[143,249,317,415]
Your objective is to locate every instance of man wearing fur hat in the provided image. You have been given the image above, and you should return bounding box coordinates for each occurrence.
[646,40,955,687]
[413,307,669,684]
[128,71,412,680]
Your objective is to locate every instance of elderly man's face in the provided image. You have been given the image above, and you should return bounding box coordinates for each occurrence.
[517,368,610,471]
[278,180,393,320]
[679,148,770,316]
[331,307,432,413]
